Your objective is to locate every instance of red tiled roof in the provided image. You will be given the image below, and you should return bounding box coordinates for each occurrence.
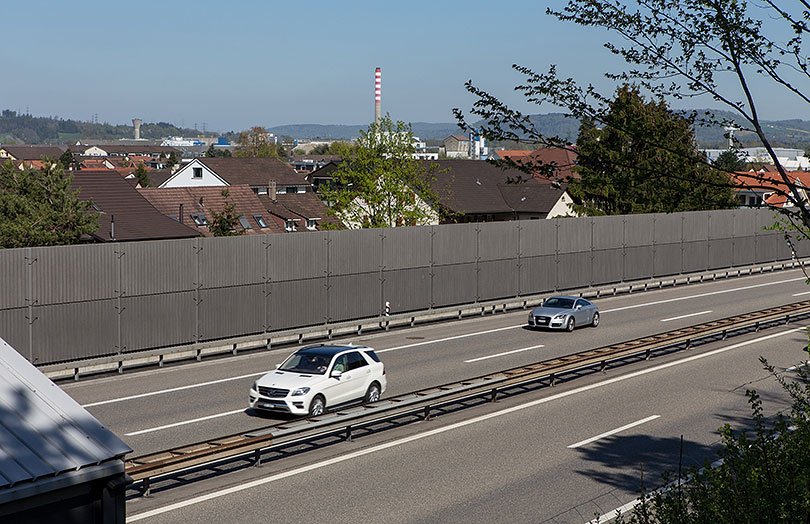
[257,192,343,230]
[138,185,286,235]
[733,170,810,207]
[70,172,200,242]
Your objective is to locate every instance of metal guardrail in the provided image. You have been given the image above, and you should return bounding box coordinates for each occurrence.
[124,299,810,495]
[44,259,807,381]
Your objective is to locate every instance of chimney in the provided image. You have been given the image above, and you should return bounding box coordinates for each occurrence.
[179,203,184,223]
[269,181,277,201]
[374,67,381,126]
[132,118,142,140]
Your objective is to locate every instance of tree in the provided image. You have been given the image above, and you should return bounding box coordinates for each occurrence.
[165,151,179,170]
[57,149,79,171]
[209,189,244,237]
[233,126,283,158]
[205,144,232,158]
[0,160,98,248]
[318,115,441,228]
[713,150,747,173]
[455,0,810,240]
[133,162,150,187]
[569,86,737,215]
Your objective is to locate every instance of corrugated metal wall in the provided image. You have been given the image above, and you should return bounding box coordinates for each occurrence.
[0,208,793,365]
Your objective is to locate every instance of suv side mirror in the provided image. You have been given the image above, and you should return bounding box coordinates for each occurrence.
[575,305,582,310]
[331,370,343,379]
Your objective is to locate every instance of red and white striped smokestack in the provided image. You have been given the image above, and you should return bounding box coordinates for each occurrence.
[374,67,381,125]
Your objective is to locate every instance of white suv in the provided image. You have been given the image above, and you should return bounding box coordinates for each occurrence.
[250,344,387,416]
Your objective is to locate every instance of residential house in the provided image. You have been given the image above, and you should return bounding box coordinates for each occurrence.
[138,185,286,236]
[70,171,200,242]
[494,147,580,181]
[258,188,343,232]
[733,169,810,208]
[158,157,307,195]
[288,154,342,174]
[0,144,66,162]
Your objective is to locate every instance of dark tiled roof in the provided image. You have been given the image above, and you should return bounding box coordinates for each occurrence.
[197,157,305,187]
[138,185,286,235]
[518,147,579,181]
[71,172,200,242]
[257,193,343,230]
[147,169,174,187]
[429,159,566,215]
[0,145,66,160]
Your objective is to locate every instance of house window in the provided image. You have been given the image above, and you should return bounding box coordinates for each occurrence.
[193,167,202,179]
[286,186,297,194]
[306,219,317,230]
[285,219,297,232]
[254,215,268,228]
[238,216,252,230]
[190,213,208,226]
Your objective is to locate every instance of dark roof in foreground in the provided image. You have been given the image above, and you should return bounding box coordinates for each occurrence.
[0,145,67,160]
[71,172,200,241]
[429,159,567,215]
[257,192,343,229]
[0,336,131,494]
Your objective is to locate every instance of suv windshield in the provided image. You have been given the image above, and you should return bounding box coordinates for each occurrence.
[279,352,331,374]
[543,297,574,309]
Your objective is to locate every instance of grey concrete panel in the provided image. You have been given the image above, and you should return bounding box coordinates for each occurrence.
[198,285,265,341]
[31,244,117,305]
[32,300,118,364]
[682,241,709,273]
[774,233,794,260]
[432,223,478,265]
[683,211,710,242]
[625,215,655,248]
[199,236,267,289]
[654,243,682,277]
[708,211,734,239]
[624,246,654,281]
[652,213,682,244]
[327,272,382,322]
[755,234,779,263]
[591,249,624,286]
[592,216,624,251]
[0,249,28,310]
[121,293,196,352]
[268,279,327,331]
[381,226,431,270]
[0,308,29,361]
[328,228,382,275]
[793,237,810,258]
[733,210,759,238]
[432,264,478,307]
[755,208,780,231]
[519,220,557,257]
[557,218,592,254]
[381,268,431,313]
[519,255,557,295]
[708,238,733,269]
[477,259,519,301]
[478,222,519,261]
[120,237,197,296]
[732,236,756,266]
[556,252,591,290]
[267,232,327,282]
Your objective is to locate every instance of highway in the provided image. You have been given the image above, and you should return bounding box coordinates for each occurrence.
[54,268,810,522]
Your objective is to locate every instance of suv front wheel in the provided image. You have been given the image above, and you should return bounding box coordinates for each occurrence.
[365,382,381,403]
[309,395,326,416]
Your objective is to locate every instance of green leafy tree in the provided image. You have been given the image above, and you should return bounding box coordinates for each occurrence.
[133,162,150,187]
[233,126,283,158]
[713,150,747,173]
[57,149,79,171]
[205,144,232,158]
[0,160,98,248]
[318,115,441,228]
[209,189,244,237]
[165,151,179,170]
[569,86,737,215]
[455,0,810,238]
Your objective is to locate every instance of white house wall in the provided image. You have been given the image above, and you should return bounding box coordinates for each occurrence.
[160,159,228,188]
[547,191,578,218]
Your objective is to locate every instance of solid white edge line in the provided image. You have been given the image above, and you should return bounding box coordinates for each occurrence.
[125,409,247,437]
[660,310,712,323]
[793,291,810,296]
[585,498,642,524]
[126,326,806,522]
[567,415,660,449]
[601,276,806,313]
[464,344,545,363]
[82,372,269,408]
[377,324,521,353]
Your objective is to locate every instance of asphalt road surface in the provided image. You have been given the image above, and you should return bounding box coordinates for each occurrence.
[55,268,810,522]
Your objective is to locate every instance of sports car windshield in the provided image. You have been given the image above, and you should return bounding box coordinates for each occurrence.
[279,353,331,374]
[543,297,575,309]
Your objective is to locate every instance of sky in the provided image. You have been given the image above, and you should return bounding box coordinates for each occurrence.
[3,0,809,133]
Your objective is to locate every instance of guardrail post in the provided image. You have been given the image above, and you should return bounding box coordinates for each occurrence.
[142,478,151,497]
[786,315,791,325]
[265,339,271,350]
[550,373,557,386]
[424,405,431,421]
[755,321,760,332]
[357,325,362,335]
[159,354,164,367]
[117,361,123,374]
[328,328,333,340]
[645,348,651,360]
[298,333,303,344]
[458,310,462,320]
[491,388,498,402]
[232,344,238,356]
[722,330,727,340]
[600,361,606,373]
[74,368,80,381]
[346,425,353,441]
[410,317,415,327]
[685,339,692,350]
[196,349,202,362]
[254,449,262,467]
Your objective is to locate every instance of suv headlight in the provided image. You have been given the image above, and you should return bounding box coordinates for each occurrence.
[252,380,258,391]
[291,387,311,396]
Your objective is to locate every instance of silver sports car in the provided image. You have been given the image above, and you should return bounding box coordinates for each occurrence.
[528,296,599,331]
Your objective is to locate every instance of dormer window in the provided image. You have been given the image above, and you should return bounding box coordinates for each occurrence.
[192,167,203,179]
[306,219,317,230]
[254,215,268,228]
[190,213,208,226]
[285,219,297,232]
